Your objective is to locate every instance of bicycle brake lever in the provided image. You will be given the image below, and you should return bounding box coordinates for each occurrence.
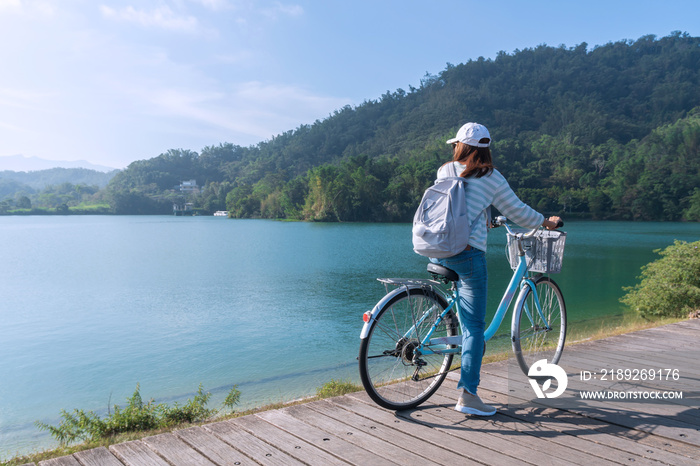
[491,216,507,228]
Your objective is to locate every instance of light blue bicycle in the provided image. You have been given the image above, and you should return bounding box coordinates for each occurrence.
[358,216,567,410]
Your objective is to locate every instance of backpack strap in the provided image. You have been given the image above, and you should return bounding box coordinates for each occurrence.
[435,176,467,184]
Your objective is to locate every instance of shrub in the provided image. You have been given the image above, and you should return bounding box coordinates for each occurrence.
[620,240,700,319]
[36,383,241,446]
[316,379,362,398]
[223,384,241,411]
[161,384,215,425]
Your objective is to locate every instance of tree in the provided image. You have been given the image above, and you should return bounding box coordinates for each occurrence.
[16,195,31,209]
[683,188,700,221]
[39,32,700,219]
[620,240,700,319]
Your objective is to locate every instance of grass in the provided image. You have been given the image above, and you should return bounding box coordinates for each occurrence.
[1,316,688,466]
[1,379,362,466]
[566,314,685,344]
[2,204,112,215]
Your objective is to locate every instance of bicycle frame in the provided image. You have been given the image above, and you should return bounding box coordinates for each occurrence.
[364,226,551,357]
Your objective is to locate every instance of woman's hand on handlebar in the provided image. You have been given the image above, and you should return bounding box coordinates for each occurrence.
[543,216,564,230]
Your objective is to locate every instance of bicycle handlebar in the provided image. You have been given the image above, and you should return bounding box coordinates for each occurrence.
[491,216,537,237]
[491,215,564,234]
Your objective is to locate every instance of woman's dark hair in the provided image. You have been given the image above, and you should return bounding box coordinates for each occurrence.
[452,138,494,178]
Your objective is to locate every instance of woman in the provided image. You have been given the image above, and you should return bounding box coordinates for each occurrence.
[434,122,561,416]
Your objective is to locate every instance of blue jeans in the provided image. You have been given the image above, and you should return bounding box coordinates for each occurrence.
[432,248,487,395]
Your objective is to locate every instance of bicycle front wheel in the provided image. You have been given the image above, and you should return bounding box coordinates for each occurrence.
[512,276,567,375]
[359,287,457,410]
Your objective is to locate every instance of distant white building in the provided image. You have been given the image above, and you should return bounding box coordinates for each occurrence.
[173,202,196,216]
[180,179,199,193]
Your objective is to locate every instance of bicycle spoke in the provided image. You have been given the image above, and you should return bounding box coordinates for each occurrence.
[359,287,456,410]
[513,277,567,375]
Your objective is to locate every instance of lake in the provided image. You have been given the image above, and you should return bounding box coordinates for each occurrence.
[1,216,698,457]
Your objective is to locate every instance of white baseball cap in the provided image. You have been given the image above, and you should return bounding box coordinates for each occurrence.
[446,122,491,147]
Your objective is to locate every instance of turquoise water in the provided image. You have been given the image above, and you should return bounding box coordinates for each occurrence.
[0,216,698,457]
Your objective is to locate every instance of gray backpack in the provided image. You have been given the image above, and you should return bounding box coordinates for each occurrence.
[412,164,475,258]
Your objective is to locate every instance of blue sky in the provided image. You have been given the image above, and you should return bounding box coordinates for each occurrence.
[1,0,699,170]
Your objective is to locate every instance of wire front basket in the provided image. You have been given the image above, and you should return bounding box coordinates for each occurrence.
[506,229,567,273]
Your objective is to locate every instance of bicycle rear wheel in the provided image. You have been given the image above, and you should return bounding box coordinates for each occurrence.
[359,287,457,410]
[512,276,567,375]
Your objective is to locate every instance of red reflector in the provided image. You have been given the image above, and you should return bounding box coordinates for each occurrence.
[363,312,371,323]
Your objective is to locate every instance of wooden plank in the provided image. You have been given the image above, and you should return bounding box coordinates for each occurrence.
[143,433,216,466]
[400,393,595,466]
[440,377,691,465]
[345,390,550,466]
[567,341,700,376]
[570,334,700,364]
[568,331,696,354]
[176,426,256,466]
[231,413,348,465]
[282,402,434,465]
[637,321,700,338]
[563,343,700,377]
[204,420,302,466]
[594,334,695,355]
[556,351,699,412]
[38,456,81,466]
[338,393,549,466]
[471,385,700,466]
[490,350,699,413]
[110,440,171,466]
[429,384,657,466]
[307,398,470,465]
[668,320,700,333]
[475,363,700,450]
[29,320,700,466]
[257,408,397,465]
[73,447,123,466]
[482,354,700,429]
[475,367,700,460]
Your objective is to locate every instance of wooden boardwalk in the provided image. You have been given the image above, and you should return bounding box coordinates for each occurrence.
[32,320,699,465]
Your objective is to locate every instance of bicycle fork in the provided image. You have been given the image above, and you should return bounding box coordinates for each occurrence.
[519,278,552,332]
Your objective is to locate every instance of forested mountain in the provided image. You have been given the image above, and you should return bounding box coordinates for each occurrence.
[0,167,117,190]
[0,168,118,213]
[13,32,700,220]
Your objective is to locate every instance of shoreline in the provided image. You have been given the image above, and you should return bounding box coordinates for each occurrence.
[3,315,689,466]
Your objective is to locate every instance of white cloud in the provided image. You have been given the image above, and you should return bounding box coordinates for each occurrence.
[100,5,199,33]
[0,87,53,112]
[191,0,229,10]
[261,2,303,20]
[0,0,20,10]
[230,81,349,135]
[0,120,26,132]
[0,0,333,166]
[30,0,53,15]
[124,79,349,142]
[214,50,255,65]
[0,0,54,15]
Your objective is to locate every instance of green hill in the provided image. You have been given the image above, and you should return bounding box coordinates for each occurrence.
[0,168,118,214]
[0,167,117,190]
[99,32,700,221]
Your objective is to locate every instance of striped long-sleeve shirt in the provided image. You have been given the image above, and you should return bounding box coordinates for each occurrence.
[436,162,544,252]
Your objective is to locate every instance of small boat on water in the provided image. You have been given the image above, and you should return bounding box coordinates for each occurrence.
[213,211,229,217]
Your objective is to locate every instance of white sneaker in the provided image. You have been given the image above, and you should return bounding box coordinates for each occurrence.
[454,390,497,416]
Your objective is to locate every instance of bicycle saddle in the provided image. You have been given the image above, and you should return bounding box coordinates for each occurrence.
[427,263,459,282]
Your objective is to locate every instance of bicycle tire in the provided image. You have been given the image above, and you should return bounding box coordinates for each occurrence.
[512,276,567,375]
[359,286,458,410]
